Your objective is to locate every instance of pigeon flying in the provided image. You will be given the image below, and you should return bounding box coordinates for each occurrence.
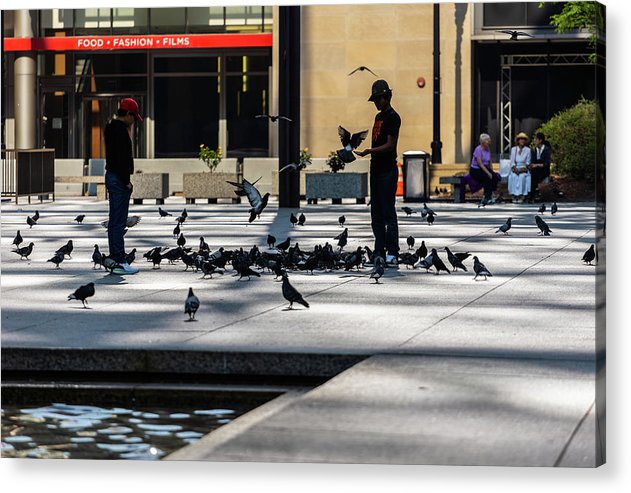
[281,272,310,309]
[67,282,95,308]
[347,66,379,77]
[255,113,292,122]
[496,29,533,40]
[336,126,369,163]
[227,178,270,223]
[473,256,493,281]
[74,215,85,224]
[184,287,200,320]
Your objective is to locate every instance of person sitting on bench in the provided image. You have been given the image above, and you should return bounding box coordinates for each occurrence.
[469,133,500,206]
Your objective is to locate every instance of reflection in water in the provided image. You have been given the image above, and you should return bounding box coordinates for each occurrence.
[1,402,242,460]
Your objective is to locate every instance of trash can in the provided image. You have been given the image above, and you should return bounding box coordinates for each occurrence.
[402,150,429,202]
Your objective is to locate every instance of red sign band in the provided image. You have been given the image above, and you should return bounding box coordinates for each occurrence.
[3,33,273,52]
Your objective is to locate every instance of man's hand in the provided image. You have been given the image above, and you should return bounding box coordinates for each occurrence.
[354,149,371,158]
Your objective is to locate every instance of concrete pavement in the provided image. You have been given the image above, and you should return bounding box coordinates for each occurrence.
[1,196,604,466]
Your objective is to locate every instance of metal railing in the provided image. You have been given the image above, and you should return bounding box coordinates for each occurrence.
[1,148,56,204]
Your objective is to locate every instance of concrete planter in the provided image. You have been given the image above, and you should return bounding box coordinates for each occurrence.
[182,172,239,203]
[306,172,368,204]
[131,173,169,204]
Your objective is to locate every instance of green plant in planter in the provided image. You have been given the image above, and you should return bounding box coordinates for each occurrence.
[299,147,313,168]
[326,151,346,173]
[199,144,223,172]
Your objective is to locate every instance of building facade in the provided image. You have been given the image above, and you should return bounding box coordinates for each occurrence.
[1,3,604,172]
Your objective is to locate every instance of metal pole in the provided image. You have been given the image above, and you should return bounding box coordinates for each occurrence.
[278,6,300,208]
[430,3,442,164]
[14,10,37,150]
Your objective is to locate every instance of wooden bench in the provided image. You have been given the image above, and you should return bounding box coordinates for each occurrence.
[55,176,107,200]
[439,174,508,203]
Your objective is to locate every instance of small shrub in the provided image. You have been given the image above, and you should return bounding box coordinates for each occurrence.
[326,151,345,173]
[535,98,605,182]
[198,144,222,172]
[299,147,312,167]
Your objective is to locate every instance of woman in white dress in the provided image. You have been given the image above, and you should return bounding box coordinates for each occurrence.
[508,132,532,203]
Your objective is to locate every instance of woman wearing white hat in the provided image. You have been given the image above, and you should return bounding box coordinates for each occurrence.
[507,132,532,203]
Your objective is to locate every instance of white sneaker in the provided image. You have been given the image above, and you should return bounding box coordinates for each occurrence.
[112,262,139,275]
[385,254,398,266]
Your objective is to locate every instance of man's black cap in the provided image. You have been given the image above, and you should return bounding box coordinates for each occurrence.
[368,79,392,102]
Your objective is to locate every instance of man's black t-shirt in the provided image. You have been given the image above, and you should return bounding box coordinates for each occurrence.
[370,106,401,174]
[104,118,134,184]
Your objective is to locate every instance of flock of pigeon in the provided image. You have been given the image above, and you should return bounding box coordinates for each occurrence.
[8,189,597,321]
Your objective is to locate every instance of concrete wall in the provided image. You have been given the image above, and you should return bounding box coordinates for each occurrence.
[301,3,472,165]
[54,159,84,196]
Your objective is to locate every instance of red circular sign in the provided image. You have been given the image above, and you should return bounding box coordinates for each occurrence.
[417,77,426,88]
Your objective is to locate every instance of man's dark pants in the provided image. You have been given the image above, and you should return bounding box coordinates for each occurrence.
[105,171,131,263]
[529,165,550,200]
[370,166,399,258]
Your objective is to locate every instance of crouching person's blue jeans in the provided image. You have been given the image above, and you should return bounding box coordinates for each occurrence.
[105,171,132,263]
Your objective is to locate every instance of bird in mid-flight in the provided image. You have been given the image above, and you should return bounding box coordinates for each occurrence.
[255,113,292,122]
[336,126,369,163]
[227,178,270,223]
[347,66,379,77]
[496,29,533,40]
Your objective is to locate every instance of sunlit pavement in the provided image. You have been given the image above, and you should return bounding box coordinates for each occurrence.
[1,196,604,466]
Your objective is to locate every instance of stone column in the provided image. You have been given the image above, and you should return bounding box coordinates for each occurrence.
[14,10,37,149]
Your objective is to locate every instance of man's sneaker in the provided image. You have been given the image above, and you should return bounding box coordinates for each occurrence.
[385,254,398,266]
[112,262,139,275]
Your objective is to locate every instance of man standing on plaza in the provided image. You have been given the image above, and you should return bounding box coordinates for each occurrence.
[104,98,142,275]
[355,80,401,265]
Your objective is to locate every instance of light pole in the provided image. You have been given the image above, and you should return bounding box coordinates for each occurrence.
[430,3,443,164]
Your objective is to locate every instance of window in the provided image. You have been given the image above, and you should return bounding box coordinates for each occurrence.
[75,8,111,35]
[187,7,225,32]
[150,8,186,34]
[112,8,148,35]
[483,2,564,29]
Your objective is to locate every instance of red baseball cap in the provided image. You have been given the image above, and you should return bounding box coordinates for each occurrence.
[120,98,143,122]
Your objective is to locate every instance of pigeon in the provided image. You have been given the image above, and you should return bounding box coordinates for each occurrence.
[298,213,306,226]
[496,217,512,235]
[184,287,200,320]
[582,245,596,265]
[55,240,74,258]
[538,203,546,214]
[551,202,558,215]
[67,282,95,308]
[176,215,186,224]
[279,161,308,173]
[496,29,533,40]
[13,242,34,260]
[12,230,23,247]
[418,252,434,272]
[339,215,346,227]
[369,256,386,283]
[173,223,181,238]
[26,215,36,228]
[158,207,172,218]
[454,251,471,262]
[92,244,103,269]
[32,210,40,221]
[337,234,348,251]
[201,261,224,279]
[181,208,188,220]
[227,178,270,223]
[177,233,187,248]
[444,247,468,272]
[407,235,415,250]
[347,65,379,77]
[290,212,298,227]
[401,207,416,217]
[236,264,261,281]
[473,256,493,281]
[399,252,419,269]
[535,215,552,236]
[150,248,163,269]
[281,272,310,309]
[426,212,435,225]
[276,237,291,252]
[418,240,428,259]
[430,248,451,275]
[267,234,276,248]
[47,252,65,269]
[421,203,436,217]
[125,248,137,265]
[435,186,440,195]
[101,215,141,230]
[334,228,348,241]
[336,126,369,163]
[255,113,292,122]
[199,237,210,252]
[74,214,85,224]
